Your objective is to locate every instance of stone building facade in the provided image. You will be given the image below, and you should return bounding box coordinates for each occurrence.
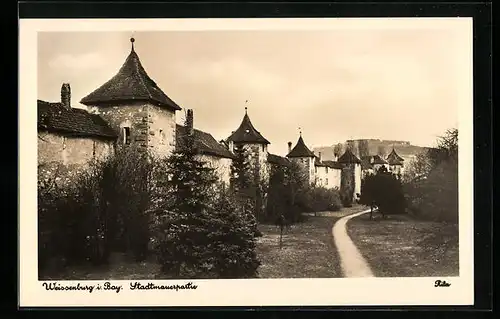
[37,85,117,187]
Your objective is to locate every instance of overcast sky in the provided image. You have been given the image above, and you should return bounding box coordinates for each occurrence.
[38,22,470,156]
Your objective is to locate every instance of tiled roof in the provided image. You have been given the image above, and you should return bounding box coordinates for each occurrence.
[268,153,291,167]
[314,156,327,167]
[176,124,236,159]
[80,42,182,112]
[322,160,344,169]
[227,112,270,144]
[287,136,315,158]
[372,154,388,165]
[386,148,404,165]
[338,148,362,164]
[37,100,117,139]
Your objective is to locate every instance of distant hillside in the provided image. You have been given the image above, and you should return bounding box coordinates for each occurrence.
[313,139,432,164]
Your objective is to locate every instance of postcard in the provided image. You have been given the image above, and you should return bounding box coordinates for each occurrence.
[19,17,473,307]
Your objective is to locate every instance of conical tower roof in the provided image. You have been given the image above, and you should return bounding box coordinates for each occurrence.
[227,110,270,144]
[338,148,361,164]
[80,38,181,111]
[386,148,404,165]
[287,135,315,158]
[371,154,388,165]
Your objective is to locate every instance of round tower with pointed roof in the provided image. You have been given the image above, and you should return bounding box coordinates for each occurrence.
[80,38,181,158]
[286,131,316,185]
[386,147,405,176]
[227,107,270,185]
[338,147,362,202]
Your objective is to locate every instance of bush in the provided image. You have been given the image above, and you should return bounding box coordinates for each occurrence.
[38,146,157,272]
[302,186,342,212]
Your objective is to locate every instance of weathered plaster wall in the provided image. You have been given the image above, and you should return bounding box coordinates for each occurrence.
[354,163,362,197]
[197,154,232,185]
[315,165,341,190]
[38,131,113,187]
[147,104,176,158]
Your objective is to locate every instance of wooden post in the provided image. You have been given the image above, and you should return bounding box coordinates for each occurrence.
[279,225,283,249]
[279,214,284,249]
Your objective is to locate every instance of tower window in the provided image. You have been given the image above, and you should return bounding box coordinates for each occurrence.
[123,127,131,145]
[159,129,165,144]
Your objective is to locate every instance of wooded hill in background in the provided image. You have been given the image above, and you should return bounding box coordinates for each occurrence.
[313,139,432,163]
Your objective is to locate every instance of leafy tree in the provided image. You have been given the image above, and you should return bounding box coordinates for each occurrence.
[347,140,357,156]
[333,143,343,158]
[428,128,458,167]
[377,145,387,157]
[402,151,433,183]
[360,174,376,219]
[360,170,406,218]
[358,140,370,158]
[403,128,458,222]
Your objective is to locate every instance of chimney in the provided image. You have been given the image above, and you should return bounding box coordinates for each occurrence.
[61,83,71,109]
[318,152,322,162]
[186,109,194,136]
[287,141,292,153]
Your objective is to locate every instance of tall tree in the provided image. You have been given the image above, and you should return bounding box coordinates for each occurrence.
[377,145,387,157]
[358,140,370,158]
[156,116,219,276]
[333,143,343,159]
[230,145,252,195]
[347,140,357,155]
[155,115,261,278]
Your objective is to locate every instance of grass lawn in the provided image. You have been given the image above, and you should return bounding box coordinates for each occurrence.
[346,212,459,277]
[40,205,366,280]
[255,205,365,278]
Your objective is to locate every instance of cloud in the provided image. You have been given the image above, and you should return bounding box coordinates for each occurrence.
[48,52,106,71]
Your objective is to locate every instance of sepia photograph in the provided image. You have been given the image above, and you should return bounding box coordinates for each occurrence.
[20,17,474,307]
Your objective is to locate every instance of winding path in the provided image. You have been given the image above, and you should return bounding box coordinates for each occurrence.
[332,208,374,278]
